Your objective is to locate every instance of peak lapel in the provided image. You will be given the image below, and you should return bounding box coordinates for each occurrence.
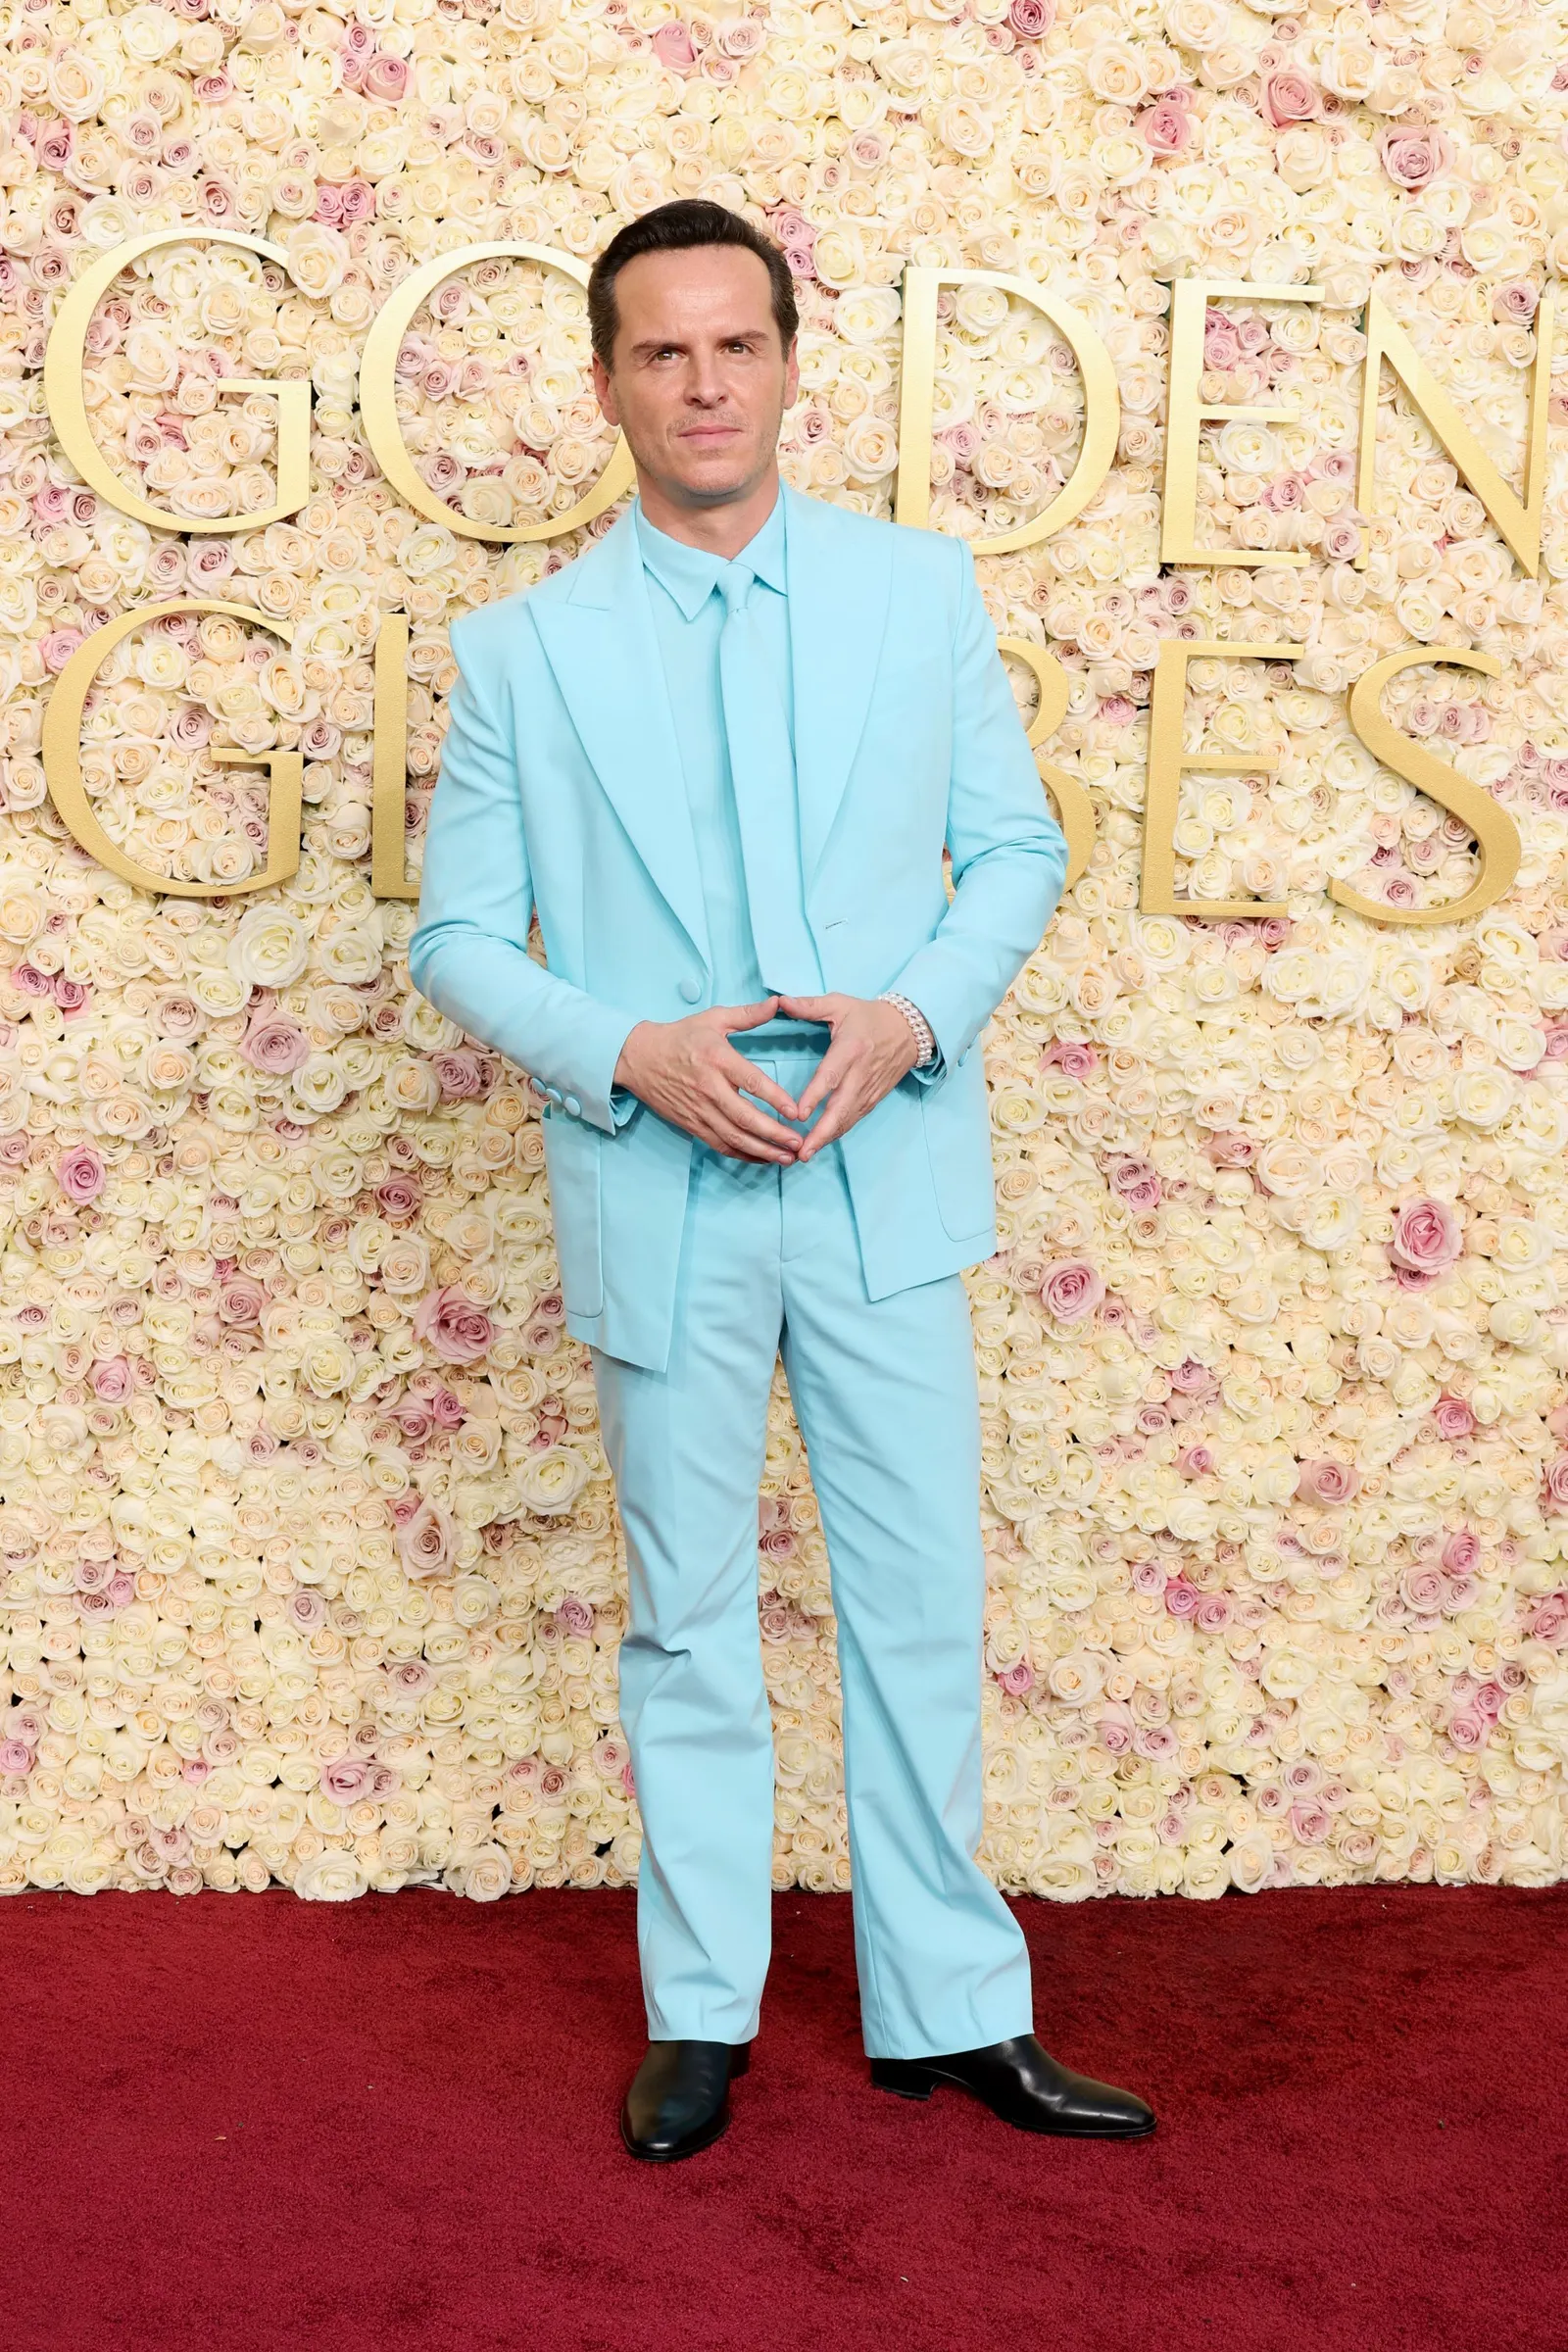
[784,486,894,887]
[528,510,710,965]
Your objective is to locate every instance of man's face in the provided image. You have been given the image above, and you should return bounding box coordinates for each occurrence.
[591,244,799,507]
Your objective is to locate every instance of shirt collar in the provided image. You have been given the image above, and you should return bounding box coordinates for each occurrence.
[635,490,787,619]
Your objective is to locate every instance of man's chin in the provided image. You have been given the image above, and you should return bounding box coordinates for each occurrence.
[662,451,769,506]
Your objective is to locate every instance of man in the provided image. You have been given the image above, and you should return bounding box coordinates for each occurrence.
[410,200,1153,2160]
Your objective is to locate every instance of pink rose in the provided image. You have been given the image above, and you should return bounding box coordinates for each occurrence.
[998,1659,1035,1695]
[1098,1704,1134,1754]
[1110,1156,1162,1209]
[1204,1131,1253,1166]
[288,1591,327,1631]
[219,1277,266,1326]
[0,1740,33,1777]
[1400,1562,1446,1614]
[320,1757,373,1805]
[1297,1457,1358,1505]
[432,1050,485,1101]
[1137,97,1193,155]
[652,21,697,70]
[362,53,410,101]
[1177,1446,1214,1479]
[1446,1706,1490,1751]
[1442,1530,1481,1575]
[90,1356,132,1402]
[1544,1455,1568,1511]
[1008,0,1054,34]
[413,1285,494,1365]
[1529,1592,1568,1644]
[385,1658,434,1696]
[377,1176,421,1220]
[1042,1040,1098,1079]
[1380,126,1452,191]
[58,1144,105,1203]
[397,1495,457,1581]
[1288,1800,1331,1844]
[1260,68,1318,126]
[240,1012,310,1074]
[1433,1394,1475,1441]
[40,630,83,674]
[1164,1578,1200,1618]
[1171,1358,1219,1397]
[1041,1259,1104,1323]
[1390,1197,1460,1282]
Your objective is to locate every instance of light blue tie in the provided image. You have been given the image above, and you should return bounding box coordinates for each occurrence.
[716,564,822,999]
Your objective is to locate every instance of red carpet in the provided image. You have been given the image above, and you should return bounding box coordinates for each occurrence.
[4,1883,1563,2352]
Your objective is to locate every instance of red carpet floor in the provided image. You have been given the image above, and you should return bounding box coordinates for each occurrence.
[3,1882,1563,2352]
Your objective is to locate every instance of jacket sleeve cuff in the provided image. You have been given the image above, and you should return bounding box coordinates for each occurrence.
[884,944,980,1079]
[529,1004,640,1136]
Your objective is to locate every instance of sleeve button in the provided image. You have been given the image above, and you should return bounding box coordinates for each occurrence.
[564,1096,581,1117]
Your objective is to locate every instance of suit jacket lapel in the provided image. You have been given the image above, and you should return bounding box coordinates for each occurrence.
[784,485,893,887]
[528,509,710,965]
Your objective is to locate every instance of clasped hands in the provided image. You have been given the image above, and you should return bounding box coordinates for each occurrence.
[612,994,921,1165]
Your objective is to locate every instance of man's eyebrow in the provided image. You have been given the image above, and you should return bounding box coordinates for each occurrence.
[628,328,769,356]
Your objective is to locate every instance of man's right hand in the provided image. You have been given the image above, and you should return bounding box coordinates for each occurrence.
[612,998,804,1162]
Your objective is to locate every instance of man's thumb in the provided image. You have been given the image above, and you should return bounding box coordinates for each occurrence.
[723,997,781,1030]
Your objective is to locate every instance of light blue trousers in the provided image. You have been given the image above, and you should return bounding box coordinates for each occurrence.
[591,1051,1033,2060]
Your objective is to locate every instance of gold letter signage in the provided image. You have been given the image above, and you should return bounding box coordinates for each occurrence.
[35,236,1544,924]
[1338,648,1519,924]
[895,268,1119,555]
[44,231,310,535]
[41,603,303,898]
[1142,640,1304,919]
[1355,294,1553,576]
[358,242,635,543]
[1161,279,1322,566]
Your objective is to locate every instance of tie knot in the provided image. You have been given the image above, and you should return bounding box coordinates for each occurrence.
[717,563,756,620]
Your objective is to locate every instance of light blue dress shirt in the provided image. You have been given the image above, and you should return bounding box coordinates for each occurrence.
[635,494,819,1021]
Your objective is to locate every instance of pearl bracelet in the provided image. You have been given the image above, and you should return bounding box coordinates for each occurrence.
[878,990,938,1069]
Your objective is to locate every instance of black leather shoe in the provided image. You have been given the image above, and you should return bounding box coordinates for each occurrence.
[620,2039,751,2162]
[871,2034,1154,2138]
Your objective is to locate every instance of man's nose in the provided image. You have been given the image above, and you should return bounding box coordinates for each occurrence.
[684,357,727,407]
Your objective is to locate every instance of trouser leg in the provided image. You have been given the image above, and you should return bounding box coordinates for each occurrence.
[590,1147,781,2044]
[776,1130,1033,2061]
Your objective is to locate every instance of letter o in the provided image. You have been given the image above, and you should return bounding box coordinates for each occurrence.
[358,242,634,541]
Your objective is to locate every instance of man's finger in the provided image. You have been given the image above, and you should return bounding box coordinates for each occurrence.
[774,993,838,1023]
[718,1088,804,1155]
[715,1050,800,1123]
[715,1119,798,1163]
[795,1045,851,1122]
[721,997,782,1031]
[796,1081,863,1161]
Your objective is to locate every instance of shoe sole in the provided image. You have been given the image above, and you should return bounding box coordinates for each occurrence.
[620,2108,731,2163]
[873,2077,1156,2138]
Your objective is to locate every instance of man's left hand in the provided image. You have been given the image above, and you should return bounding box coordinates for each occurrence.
[774,993,923,1162]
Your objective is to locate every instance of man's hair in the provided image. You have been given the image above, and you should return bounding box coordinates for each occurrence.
[587,200,799,368]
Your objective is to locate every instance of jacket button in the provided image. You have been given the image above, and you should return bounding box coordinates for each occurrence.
[678,976,702,1004]
[564,1096,581,1117]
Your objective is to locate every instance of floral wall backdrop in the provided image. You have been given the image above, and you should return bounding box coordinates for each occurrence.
[2,0,1568,1905]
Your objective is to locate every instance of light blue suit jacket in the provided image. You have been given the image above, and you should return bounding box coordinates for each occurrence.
[409,485,1067,1371]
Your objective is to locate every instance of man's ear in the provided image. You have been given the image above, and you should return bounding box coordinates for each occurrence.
[783,337,801,409]
[591,353,619,428]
